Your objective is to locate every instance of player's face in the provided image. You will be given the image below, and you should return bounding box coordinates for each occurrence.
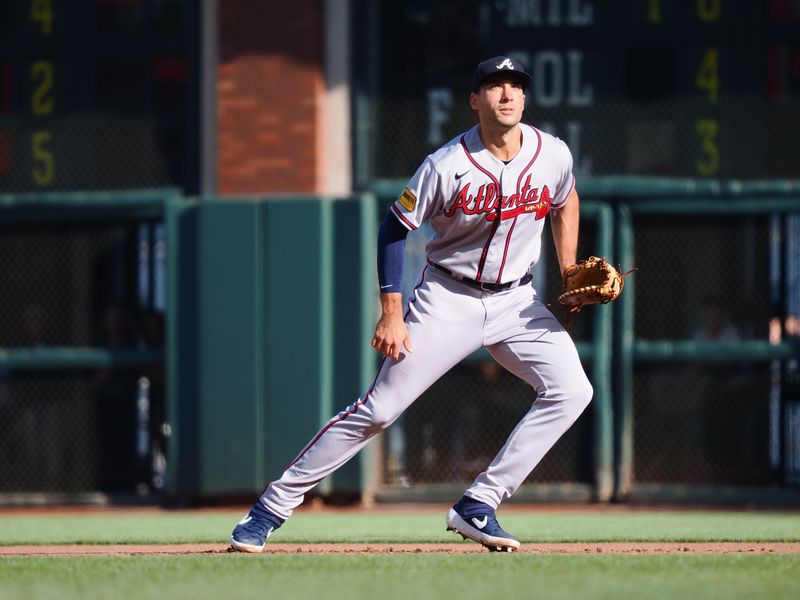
[470,76,525,129]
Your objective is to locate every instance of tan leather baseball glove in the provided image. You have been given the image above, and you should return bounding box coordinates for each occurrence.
[559,256,636,314]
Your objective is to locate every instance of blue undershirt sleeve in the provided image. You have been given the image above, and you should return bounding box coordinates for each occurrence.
[377,212,409,294]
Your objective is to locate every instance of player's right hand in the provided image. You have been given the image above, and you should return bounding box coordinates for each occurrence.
[372,295,413,360]
[371,318,413,360]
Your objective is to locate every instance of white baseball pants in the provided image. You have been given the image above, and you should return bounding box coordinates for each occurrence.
[260,267,593,518]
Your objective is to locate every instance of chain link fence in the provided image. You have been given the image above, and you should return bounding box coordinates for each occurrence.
[633,364,775,486]
[0,214,166,495]
[634,215,773,341]
[0,373,97,492]
[630,213,781,488]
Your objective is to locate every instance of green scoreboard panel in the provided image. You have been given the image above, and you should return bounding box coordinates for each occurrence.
[0,0,197,193]
[370,0,800,180]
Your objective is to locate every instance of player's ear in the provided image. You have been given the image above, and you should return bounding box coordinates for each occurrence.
[469,92,478,111]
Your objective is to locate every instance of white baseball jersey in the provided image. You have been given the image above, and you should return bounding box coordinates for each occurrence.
[391,123,575,284]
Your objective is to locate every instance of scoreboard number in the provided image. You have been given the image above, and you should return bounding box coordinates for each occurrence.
[695,48,720,104]
[697,0,721,22]
[696,119,719,176]
[647,0,662,24]
[29,0,53,35]
[32,131,54,186]
[31,61,54,116]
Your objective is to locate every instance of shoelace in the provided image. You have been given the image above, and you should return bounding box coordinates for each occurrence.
[238,516,272,537]
[457,504,496,521]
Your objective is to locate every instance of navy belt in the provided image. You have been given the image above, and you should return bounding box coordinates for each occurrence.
[427,260,533,292]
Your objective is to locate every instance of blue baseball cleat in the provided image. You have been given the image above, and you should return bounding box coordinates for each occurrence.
[230,502,284,553]
[446,496,520,552]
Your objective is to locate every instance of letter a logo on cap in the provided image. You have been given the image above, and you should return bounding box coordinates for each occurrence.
[496,58,515,70]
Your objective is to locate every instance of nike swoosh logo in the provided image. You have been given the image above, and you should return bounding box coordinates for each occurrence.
[455,171,468,180]
[238,515,253,525]
[472,516,488,529]
[380,284,393,290]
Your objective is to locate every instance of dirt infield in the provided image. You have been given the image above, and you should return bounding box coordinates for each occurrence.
[3,504,799,557]
[2,542,800,556]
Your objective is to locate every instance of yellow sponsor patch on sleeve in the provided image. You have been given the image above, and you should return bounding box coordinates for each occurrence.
[398,188,417,212]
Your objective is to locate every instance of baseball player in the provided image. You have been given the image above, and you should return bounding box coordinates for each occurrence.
[231,56,592,553]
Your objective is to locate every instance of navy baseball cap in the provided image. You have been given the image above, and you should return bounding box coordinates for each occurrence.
[472,56,532,92]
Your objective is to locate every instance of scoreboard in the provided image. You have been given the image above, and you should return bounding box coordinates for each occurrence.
[371,0,800,180]
[1,1,797,192]
[0,0,197,193]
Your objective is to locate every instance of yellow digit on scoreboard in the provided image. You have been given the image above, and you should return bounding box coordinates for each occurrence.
[647,0,662,24]
[31,60,54,116]
[697,0,721,22]
[32,130,54,187]
[696,119,719,176]
[29,0,53,35]
[695,48,720,104]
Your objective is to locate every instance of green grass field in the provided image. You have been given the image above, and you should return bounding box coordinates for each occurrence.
[1,508,799,599]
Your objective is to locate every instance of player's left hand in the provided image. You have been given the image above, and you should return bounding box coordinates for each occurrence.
[558,256,636,313]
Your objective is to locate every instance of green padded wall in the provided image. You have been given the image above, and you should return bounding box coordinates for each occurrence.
[196,200,263,493]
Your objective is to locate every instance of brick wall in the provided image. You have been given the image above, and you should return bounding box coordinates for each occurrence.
[217,0,323,194]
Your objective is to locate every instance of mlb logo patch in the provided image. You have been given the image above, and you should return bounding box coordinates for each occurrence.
[398,188,417,211]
